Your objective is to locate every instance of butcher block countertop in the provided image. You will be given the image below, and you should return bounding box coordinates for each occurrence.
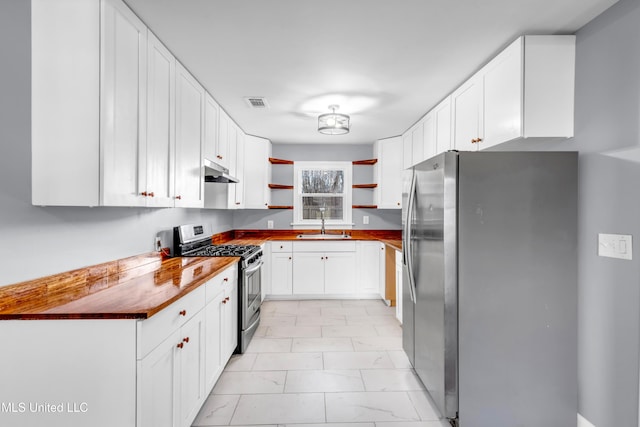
[0,229,400,321]
[0,254,239,320]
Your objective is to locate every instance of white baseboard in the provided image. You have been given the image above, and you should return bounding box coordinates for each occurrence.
[578,413,596,427]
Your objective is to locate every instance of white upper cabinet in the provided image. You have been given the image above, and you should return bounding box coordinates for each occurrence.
[218,109,231,169]
[453,35,575,151]
[434,96,452,154]
[422,111,437,161]
[145,32,176,207]
[243,135,272,209]
[100,0,148,207]
[402,132,412,169]
[411,122,424,165]
[233,130,245,208]
[174,62,205,208]
[204,93,220,166]
[375,136,403,209]
[452,72,484,152]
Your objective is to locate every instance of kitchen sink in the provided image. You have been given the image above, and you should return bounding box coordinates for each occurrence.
[296,233,352,239]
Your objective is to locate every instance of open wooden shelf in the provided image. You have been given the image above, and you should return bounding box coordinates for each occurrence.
[352,205,378,209]
[352,159,378,165]
[268,205,294,209]
[268,184,294,190]
[269,157,294,165]
[352,183,378,189]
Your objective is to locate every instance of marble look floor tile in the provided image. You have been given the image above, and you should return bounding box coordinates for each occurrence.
[375,421,450,427]
[299,299,343,308]
[285,423,374,427]
[292,337,354,352]
[342,299,387,307]
[323,352,395,370]
[212,371,286,394]
[352,337,403,351]
[365,306,397,316]
[296,315,347,326]
[224,353,257,372]
[284,370,365,392]
[245,337,292,353]
[407,390,443,421]
[361,369,425,392]
[230,393,326,425]
[374,325,402,337]
[321,306,369,316]
[254,325,268,337]
[259,316,297,326]
[325,392,420,422]
[276,306,322,317]
[266,325,322,338]
[347,315,402,326]
[192,394,240,426]
[252,352,323,371]
[387,351,413,369]
[322,325,378,338]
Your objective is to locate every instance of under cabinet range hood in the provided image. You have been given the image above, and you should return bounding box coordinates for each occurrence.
[204,158,239,183]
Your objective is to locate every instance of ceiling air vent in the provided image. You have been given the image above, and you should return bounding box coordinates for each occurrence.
[244,97,269,109]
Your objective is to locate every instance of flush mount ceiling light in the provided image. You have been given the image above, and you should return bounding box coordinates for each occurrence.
[318,105,350,135]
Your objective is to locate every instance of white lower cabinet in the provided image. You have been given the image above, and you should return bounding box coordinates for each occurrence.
[292,241,357,295]
[395,250,403,323]
[323,252,357,294]
[138,264,237,427]
[355,241,382,295]
[292,252,327,294]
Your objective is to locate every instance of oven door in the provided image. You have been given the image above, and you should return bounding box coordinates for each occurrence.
[242,257,262,329]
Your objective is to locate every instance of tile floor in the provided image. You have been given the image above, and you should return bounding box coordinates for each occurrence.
[192,299,449,427]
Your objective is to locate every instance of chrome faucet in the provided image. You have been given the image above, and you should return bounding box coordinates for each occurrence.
[319,207,326,234]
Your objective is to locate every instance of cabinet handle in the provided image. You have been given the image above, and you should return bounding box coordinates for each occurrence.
[288,256,291,260]
[177,342,184,349]
[397,202,400,206]
[223,277,229,282]
[217,155,223,159]
[175,195,182,200]
[471,138,483,144]
[179,310,187,316]
[148,192,154,197]
[280,245,284,249]
[183,337,189,343]
[141,191,148,196]
[235,202,241,205]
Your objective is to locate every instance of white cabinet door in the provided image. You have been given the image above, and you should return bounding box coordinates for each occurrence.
[434,96,452,154]
[356,241,381,294]
[243,135,271,209]
[222,279,238,360]
[293,252,325,295]
[375,136,403,209]
[422,111,437,161]
[139,330,179,427]
[175,62,205,208]
[452,73,483,152]
[217,109,231,169]
[178,310,206,427]
[100,0,147,207]
[204,93,220,164]
[324,252,357,294]
[411,122,424,166]
[204,290,224,393]
[271,252,293,295]
[145,32,175,207]
[232,130,246,208]
[402,131,413,169]
[483,38,523,148]
[395,250,403,323]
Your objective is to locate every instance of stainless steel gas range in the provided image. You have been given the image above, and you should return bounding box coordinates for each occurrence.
[173,224,263,353]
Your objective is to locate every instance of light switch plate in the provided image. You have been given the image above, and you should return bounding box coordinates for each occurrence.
[598,233,632,260]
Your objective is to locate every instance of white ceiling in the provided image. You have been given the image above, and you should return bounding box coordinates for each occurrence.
[125,0,617,145]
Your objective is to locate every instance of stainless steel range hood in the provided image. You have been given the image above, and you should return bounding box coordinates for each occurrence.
[204,158,239,183]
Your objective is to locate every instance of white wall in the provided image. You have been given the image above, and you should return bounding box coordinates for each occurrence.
[0,0,233,287]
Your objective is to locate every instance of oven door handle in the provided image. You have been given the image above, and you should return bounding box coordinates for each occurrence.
[244,260,263,275]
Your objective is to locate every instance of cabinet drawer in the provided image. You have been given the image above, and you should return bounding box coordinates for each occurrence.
[271,241,293,253]
[137,285,205,359]
[293,241,356,253]
[205,265,237,304]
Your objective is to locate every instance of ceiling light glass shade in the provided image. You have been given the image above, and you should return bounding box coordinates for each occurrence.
[318,105,350,135]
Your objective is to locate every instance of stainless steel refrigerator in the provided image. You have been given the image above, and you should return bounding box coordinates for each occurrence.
[402,151,577,427]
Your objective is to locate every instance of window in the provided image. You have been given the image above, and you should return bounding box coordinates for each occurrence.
[293,161,352,228]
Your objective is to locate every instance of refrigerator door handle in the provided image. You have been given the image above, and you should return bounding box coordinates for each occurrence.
[403,170,417,304]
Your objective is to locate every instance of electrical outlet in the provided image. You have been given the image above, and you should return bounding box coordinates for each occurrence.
[155,237,162,252]
[363,216,369,225]
[598,233,632,260]
[267,220,274,229]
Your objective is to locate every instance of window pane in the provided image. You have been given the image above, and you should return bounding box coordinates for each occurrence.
[302,197,343,220]
[301,170,344,194]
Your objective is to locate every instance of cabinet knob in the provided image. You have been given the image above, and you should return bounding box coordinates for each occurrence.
[397,202,400,206]
[471,138,483,144]
[177,342,184,349]
[223,277,228,282]
[148,192,154,197]
[217,155,223,159]
[183,337,189,343]
[235,202,241,205]
[179,310,187,316]
[141,191,148,196]
[280,245,283,249]
[176,195,182,200]
[288,256,291,260]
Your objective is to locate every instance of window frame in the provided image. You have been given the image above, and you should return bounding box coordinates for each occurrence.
[291,161,353,229]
